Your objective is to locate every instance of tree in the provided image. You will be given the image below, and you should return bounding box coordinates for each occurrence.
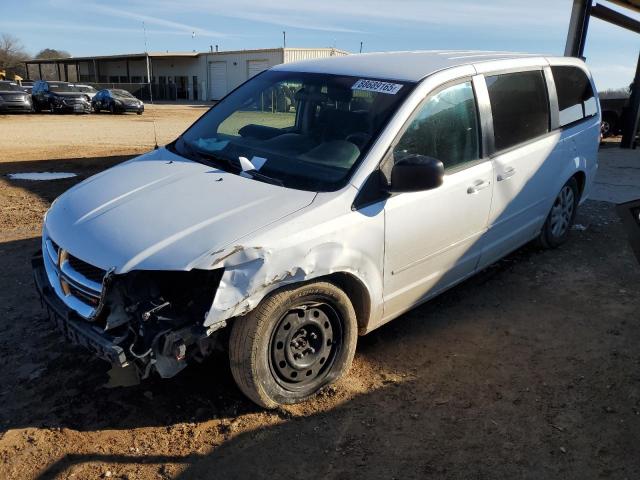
[0,33,28,79]
[35,48,70,60]
[34,48,71,80]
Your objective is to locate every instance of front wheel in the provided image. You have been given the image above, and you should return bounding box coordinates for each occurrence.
[229,281,358,408]
[538,178,579,249]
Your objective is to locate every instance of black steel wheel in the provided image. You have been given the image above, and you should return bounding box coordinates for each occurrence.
[229,281,358,408]
[269,302,342,392]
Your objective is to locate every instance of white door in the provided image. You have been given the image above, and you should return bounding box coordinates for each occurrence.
[247,60,269,78]
[476,70,567,269]
[383,80,493,321]
[209,62,227,100]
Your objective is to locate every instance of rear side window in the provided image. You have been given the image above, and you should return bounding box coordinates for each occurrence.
[394,81,480,171]
[551,66,597,127]
[486,71,550,151]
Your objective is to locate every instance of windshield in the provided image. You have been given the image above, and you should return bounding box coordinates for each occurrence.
[112,89,135,99]
[49,83,79,93]
[0,82,23,92]
[174,71,414,191]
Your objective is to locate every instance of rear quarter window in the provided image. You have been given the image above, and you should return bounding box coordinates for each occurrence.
[486,70,550,152]
[551,66,597,127]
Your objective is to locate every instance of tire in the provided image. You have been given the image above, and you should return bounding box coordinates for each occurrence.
[601,113,617,138]
[229,281,358,408]
[109,103,115,114]
[136,111,143,115]
[33,102,41,113]
[92,104,100,113]
[538,177,579,249]
[49,102,57,114]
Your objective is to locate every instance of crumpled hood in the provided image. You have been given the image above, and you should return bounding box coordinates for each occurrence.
[45,148,316,272]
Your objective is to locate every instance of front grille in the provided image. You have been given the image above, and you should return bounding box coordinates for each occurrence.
[63,97,86,105]
[68,255,105,284]
[42,232,105,319]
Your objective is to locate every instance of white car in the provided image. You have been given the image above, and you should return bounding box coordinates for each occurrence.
[34,51,600,408]
[71,84,98,100]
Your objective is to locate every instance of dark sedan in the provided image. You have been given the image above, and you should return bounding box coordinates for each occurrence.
[0,81,33,113]
[92,89,144,114]
[31,81,91,114]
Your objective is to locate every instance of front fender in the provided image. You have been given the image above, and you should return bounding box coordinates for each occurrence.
[201,240,383,330]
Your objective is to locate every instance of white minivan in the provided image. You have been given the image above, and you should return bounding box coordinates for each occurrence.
[34,51,600,407]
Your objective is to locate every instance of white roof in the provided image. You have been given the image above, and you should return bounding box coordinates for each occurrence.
[272,50,547,82]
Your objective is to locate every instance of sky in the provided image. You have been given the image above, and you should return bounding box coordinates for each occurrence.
[2,0,639,90]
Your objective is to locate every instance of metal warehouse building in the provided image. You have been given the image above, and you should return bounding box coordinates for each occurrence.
[24,47,349,102]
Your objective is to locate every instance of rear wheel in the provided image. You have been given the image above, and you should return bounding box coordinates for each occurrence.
[601,113,617,138]
[538,178,579,249]
[229,281,358,408]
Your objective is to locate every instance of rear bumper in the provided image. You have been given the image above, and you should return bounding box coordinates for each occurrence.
[32,253,128,367]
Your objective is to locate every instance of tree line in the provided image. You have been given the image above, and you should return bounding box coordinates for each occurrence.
[0,33,70,80]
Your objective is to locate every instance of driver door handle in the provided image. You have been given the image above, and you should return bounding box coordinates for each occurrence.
[497,167,516,182]
[467,179,491,194]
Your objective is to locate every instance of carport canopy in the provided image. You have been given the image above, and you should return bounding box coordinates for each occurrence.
[565,0,640,148]
[23,51,198,85]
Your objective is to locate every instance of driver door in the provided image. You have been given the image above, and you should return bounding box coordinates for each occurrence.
[383,79,493,320]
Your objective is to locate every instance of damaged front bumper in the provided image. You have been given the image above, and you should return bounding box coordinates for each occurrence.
[32,251,225,380]
[33,254,129,367]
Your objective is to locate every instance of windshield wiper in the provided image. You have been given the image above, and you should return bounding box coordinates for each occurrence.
[241,169,284,187]
[179,139,284,187]
[180,139,238,172]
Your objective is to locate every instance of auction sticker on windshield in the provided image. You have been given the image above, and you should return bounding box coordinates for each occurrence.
[352,79,403,95]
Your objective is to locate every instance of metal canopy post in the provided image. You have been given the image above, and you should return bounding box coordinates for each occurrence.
[621,51,640,148]
[38,63,42,80]
[565,0,591,57]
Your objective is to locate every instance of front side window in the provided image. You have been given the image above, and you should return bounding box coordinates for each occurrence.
[175,71,414,191]
[551,66,597,127]
[486,70,550,151]
[394,81,480,171]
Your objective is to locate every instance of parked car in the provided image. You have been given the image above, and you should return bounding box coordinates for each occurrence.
[0,80,33,112]
[33,51,600,408]
[600,95,630,137]
[72,84,98,100]
[91,89,144,114]
[21,81,34,95]
[31,81,91,114]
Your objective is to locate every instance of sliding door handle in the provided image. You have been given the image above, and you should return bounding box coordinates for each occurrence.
[497,167,516,182]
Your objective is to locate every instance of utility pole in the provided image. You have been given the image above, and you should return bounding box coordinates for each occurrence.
[283,31,286,48]
[359,41,363,53]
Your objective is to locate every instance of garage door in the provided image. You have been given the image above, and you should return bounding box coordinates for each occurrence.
[209,61,227,100]
[247,60,269,79]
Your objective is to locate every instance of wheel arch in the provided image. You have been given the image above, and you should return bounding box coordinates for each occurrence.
[572,170,586,198]
[321,271,372,335]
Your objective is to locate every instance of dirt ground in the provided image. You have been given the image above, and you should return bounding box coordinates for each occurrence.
[1,109,639,479]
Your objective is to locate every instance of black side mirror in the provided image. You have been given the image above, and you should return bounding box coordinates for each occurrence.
[390,154,444,192]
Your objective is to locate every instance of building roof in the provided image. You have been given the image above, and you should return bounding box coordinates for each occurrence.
[610,0,640,13]
[25,47,350,64]
[272,50,546,82]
